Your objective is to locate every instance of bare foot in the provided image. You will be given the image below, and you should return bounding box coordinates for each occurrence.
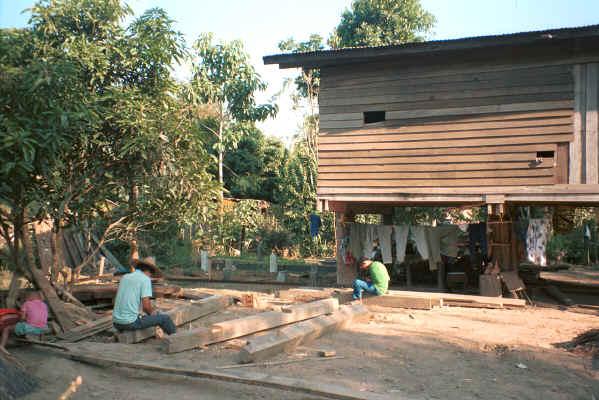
[0,346,10,356]
[155,327,165,340]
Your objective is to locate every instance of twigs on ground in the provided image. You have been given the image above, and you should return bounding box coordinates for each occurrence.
[216,355,345,369]
[59,376,82,400]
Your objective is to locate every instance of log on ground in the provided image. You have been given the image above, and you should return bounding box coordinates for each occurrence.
[116,295,231,344]
[239,303,368,363]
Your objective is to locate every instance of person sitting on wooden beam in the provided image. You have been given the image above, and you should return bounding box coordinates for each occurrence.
[112,257,176,338]
[352,257,390,300]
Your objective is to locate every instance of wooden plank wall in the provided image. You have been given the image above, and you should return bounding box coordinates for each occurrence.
[318,60,575,196]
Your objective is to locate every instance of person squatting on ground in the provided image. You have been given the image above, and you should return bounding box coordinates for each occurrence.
[112,257,176,338]
[0,291,49,355]
[352,257,390,300]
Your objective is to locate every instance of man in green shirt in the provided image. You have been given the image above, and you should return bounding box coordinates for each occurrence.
[352,257,390,300]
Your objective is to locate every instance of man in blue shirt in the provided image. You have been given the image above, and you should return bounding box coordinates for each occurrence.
[113,257,176,337]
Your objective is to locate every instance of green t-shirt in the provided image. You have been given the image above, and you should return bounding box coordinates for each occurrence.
[113,269,152,324]
[369,261,390,295]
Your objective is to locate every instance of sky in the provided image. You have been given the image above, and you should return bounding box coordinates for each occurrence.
[2,0,599,145]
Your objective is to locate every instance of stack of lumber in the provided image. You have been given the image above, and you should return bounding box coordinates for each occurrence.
[240,303,368,363]
[162,298,367,362]
[56,315,113,342]
[278,288,526,309]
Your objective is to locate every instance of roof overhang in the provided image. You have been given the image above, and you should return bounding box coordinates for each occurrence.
[264,24,599,69]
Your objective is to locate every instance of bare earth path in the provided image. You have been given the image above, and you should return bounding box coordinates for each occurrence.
[10,302,599,400]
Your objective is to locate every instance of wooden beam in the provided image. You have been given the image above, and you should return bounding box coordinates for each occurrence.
[585,63,599,184]
[28,266,76,332]
[362,295,441,310]
[56,314,113,342]
[116,295,231,344]
[239,303,368,363]
[162,298,339,353]
[571,64,586,183]
[49,349,394,400]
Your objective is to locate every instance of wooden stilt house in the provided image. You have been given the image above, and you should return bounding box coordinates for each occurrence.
[264,25,599,284]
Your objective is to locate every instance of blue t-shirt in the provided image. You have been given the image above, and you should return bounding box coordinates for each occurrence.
[112,270,152,324]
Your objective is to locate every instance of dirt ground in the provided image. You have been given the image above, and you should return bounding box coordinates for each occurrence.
[2,289,595,400]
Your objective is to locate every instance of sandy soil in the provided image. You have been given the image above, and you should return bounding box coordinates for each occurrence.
[1,294,594,400]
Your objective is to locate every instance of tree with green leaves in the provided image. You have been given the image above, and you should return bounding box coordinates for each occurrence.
[188,33,277,197]
[329,0,436,49]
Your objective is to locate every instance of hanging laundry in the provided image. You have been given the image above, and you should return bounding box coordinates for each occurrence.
[468,223,488,261]
[393,225,410,264]
[309,214,322,237]
[438,225,459,258]
[526,218,551,266]
[349,223,366,261]
[411,226,442,271]
[410,225,429,260]
[425,227,442,271]
[377,225,393,264]
[364,224,377,259]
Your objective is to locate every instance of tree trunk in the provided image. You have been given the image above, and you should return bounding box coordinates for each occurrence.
[129,184,139,261]
[21,224,37,271]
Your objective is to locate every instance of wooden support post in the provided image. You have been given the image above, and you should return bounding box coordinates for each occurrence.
[571,64,586,183]
[163,298,339,354]
[585,63,598,184]
[335,212,355,285]
[239,303,368,363]
[33,219,54,276]
[269,254,277,273]
[406,263,413,288]
[98,257,105,277]
[116,295,231,344]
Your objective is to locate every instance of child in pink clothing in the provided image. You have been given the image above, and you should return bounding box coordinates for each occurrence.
[1,291,49,355]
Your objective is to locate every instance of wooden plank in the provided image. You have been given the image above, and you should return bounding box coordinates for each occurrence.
[28,266,76,332]
[213,298,339,338]
[318,177,556,188]
[318,134,573,152]
[319,92,572,115]
[116,295,231,344]
[319,168,553,181]
[320,101,573,120]
[56,314,113,342]
[319,84,573,108]
[318,125,572,144]
[320,73,573,100]
[53,349,394,400]
[570,64,586,183]
[362,295,441,310]
[320,153,542,165]
[557,143,569,184]
[316,184,599,195]
[239,303,368,363]
[320,59,575,89]
[585,63,599,184]
[320,109,573,126]
[163,298,340,353]
[320,115,572,133]
[319,160,555,173]
[320,144,556,159]
[383,289,526,307]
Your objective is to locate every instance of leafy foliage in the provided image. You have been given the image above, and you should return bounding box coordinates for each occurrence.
[329,0,436,49]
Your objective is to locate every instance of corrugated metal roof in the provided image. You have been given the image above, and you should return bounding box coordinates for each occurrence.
[264,24,599,68]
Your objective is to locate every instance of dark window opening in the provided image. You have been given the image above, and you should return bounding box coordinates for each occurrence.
[536,151,555,158]
[364,111,386,124]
